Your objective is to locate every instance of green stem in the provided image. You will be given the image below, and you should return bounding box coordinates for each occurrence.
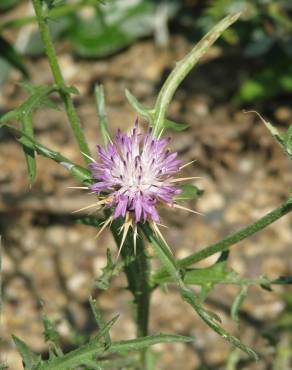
[110,219,150,369]
[159,270,292,287]
[154,198,292,282]
[153,12,242,137]
[136,236,151,369]
[136,246,150,338]
[31,0,91,164]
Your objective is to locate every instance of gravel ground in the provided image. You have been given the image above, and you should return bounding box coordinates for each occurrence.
[1,25,292,370]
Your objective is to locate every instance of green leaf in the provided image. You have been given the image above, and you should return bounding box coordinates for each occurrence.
[107,333,193,353]
[0,123,92,184]
[62,85,80,95]
[69,23,132,58]
[77,216,105,228]
[175,184,203,201]
[0,0,20,10]
[142,224,258,360]
[183,265,236,286]
[77,217,123,291]
[0,37,29,78]
[125,89,152,122]
[236,61,292,103]
[95,84,111,145]
[90,356,139,369]
[42,314,63,357]
[38,333,192,370]
[12,335,41,370]
[0,84,58,124]
[67,1,160,58]
[43,315,60,344]
[203,0,238,19]
[272,276,292,286]
[125,94,190,133]
[89,296,111,347]
[181,287,258,360]
[256,114,292,160]
[141,223,182,284]
[164,119,189,132]
[231,286,248,329]
[21,112,36,184]
[95,248,119,290]
[183,251,231,287]
[95,314,119,344]
[0,57,12,86]
[237,79,267,102]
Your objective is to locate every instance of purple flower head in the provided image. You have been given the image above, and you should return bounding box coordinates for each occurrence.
[89,120,182,224]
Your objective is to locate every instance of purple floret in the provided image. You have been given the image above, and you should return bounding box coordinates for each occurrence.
[89,121,181,223]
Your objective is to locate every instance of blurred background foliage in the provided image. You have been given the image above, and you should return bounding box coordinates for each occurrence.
[1,0,292,104]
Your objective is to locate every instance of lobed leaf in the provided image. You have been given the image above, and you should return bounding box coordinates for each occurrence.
[38,333,192,370]
[0,83,58,184]
[0,84,58,124]
[89,296,111,347]
[42,314,63,357]
[95,248,119,290]
[12,335,41,370]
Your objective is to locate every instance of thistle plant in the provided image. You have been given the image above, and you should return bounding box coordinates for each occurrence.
[1,2,292,370]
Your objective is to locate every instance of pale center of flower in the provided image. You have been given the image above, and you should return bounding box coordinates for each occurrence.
[117,160,159,194]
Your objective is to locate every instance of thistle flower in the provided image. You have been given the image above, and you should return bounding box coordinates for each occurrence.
[75,121,198,253]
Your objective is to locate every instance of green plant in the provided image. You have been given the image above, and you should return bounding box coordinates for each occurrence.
[1,3,292,369]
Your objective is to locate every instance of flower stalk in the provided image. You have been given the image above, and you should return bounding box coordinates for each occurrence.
[110,219,151,368]
[31,0,91,164]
